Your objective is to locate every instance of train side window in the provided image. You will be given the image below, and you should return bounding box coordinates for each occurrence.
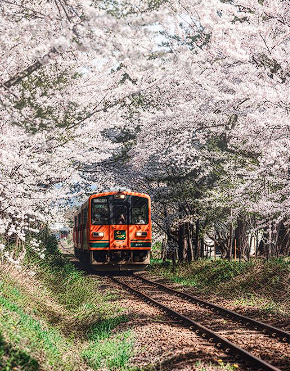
[84,207,88,225]
[131,196,148,224]
[78,214,81,228]
[74,216,77,227]
[81,210,84,229]
[91,198,109,225]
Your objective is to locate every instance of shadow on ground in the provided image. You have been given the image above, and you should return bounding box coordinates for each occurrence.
[0,332,39,371]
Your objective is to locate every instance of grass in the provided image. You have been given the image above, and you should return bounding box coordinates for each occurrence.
[82,314,134,370]
[0,332,39,371]
[148,258,290,316]
[0,235,134,370]
[233,295,279,313]
[82,331,133,370]
[0,275,76,370]
[87,315,129,341]
[149,258,253,290]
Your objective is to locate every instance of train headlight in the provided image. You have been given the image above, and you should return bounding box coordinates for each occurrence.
[114,193,126,199]
[136,231,147,237]
[93,232,104,237]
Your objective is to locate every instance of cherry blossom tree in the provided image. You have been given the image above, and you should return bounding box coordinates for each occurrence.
[0,0,167,263]
[2,0,290,264]
[104,0,290,259]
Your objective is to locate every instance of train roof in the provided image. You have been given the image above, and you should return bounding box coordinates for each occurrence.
[90,190,150,199]
[73,190,150,216]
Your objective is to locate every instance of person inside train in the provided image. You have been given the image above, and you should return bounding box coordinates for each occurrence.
[92,213,101,224]
[118,213,126,224]
[135,215,145,224]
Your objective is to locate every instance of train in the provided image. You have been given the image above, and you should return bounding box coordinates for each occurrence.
[73,189,152,272]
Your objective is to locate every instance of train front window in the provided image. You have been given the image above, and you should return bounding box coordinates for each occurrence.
[131,196,148,224]
[91,198,109,225]
[113,205,128,225]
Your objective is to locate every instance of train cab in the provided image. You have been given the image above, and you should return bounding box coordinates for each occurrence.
[73,190,151,271]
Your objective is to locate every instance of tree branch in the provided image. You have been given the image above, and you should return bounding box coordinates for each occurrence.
[2,48,57,89]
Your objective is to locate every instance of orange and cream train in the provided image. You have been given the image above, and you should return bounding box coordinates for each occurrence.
[73,190,151,271]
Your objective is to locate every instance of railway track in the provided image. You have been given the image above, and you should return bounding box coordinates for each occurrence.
[109,274,290,371]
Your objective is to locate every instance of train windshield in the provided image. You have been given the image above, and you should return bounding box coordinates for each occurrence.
[91,197,109,225]
[131,196,148,224]
[91,195,149,225]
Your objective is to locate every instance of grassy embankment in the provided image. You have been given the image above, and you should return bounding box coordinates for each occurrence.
[0,236,133,371]
[2,238,287,371]
[149,258,290,317]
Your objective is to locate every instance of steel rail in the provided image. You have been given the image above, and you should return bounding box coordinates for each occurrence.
[110,276,281,371]
[135,274,290,343]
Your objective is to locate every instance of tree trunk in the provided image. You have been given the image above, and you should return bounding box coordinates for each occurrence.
[234,217,250,260]
[187,222,194,262]
[228,211,233,261]
[161,235,168,262]
[172,243,177,273]
[178,223,184,262]
[200,237,204,259]
[194,220,199,261]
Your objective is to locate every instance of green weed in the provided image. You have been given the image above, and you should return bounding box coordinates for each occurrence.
[82,314,133,370]
[82,331,133,371]
[88,315,128,341]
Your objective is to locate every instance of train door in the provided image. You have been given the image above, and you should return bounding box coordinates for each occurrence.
[110,203,130,249]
